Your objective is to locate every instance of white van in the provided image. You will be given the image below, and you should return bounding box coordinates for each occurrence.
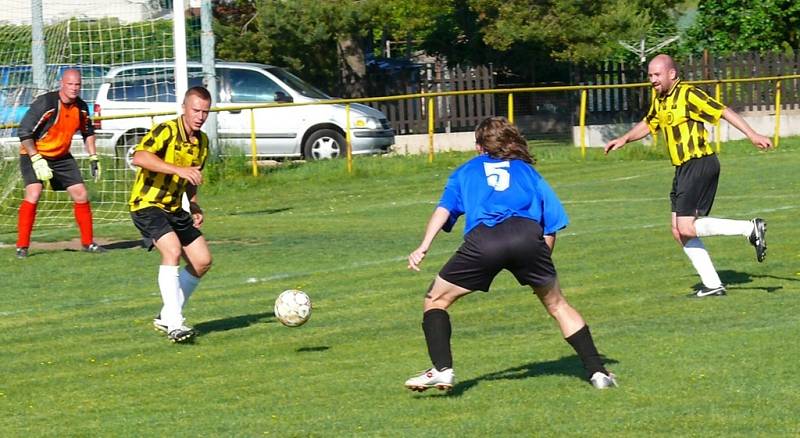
[92,61,394,160]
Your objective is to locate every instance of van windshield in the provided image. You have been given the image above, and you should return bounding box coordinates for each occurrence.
[266,67,330,100]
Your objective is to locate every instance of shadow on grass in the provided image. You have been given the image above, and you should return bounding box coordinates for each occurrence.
[63,239,144,252]
[427,355,619,397]
[193,312,275,335]
[714,269,797,294]
[227,207,292,216]
[296,346,330,353]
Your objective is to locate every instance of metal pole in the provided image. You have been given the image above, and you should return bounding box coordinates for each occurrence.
[346,104,353,174]
[427,96,434,163]
[31,0,47,94]
[173,0,189,115]
[579,89,587,158]
[715,82,721,153]
[508,93,514,123]
[250,109,258,176]
[200,0,219,155]
[774,80,781,148]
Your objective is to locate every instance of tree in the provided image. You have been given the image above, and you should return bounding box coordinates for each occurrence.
[683,0,800,54]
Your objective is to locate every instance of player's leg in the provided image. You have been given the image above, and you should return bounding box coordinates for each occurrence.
[59,156,104,252]
[532,280,616,388]
[178,235,212,309]
[16,182,43,258]
[405,276,472,392]
[16,155,43,258]
[672,156,726,297]
[131,207,193,342]
[406,225,499,392]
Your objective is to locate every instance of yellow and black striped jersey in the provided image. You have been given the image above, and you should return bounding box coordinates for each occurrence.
[128,117,208,212]
[645,79,726,166]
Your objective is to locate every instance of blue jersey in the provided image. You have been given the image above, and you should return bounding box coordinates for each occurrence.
[438,154,569,235]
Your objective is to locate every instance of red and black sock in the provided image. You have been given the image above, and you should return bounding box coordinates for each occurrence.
[565,325,608,377]
[422,308,452,371]
[16,200,37,248]
[73,201,94,246]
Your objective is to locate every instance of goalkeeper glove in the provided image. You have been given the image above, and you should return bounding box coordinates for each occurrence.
[30,154,53,181]
[89,154,101,181]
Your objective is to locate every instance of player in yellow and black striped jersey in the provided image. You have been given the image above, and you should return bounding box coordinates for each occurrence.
[604,54,772,298]
[643,78,725,166]
[129,86,212,343]
[128,116,209,212]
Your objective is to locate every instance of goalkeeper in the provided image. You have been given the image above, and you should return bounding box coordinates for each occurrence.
[16,68,105,259]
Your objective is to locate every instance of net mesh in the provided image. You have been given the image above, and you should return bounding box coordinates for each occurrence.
[0,0,200,238]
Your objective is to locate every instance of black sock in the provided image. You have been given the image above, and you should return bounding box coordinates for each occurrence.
[565,325,607,377]
[422,308,452,371]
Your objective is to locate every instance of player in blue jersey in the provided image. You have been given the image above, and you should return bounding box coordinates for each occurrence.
[404,117,617,392]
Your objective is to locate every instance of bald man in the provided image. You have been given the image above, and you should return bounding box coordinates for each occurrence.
[604,54,772,298]
[16,68,105,258]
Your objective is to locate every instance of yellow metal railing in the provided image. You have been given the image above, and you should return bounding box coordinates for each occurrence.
[3,74,797,174]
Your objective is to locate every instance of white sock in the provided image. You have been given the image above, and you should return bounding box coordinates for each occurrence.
[158,265,183,330]
[178,267,200,309]
[682,238,723,288]
[694,217,753,237]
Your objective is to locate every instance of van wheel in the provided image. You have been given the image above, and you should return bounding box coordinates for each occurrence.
[116,132,143,171]
[303,129,345,160]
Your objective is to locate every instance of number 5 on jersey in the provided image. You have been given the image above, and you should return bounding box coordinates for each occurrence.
[483,161,510,191]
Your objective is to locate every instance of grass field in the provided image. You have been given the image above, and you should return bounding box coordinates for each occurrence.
[1,139,799,436]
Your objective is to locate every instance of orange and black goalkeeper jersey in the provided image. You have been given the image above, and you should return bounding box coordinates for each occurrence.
[128,117,208,213]
[18,91,94,158]
[644,79,726,166]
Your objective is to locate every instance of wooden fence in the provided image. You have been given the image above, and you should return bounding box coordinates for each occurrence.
[364,63,494,135]
[573,51,800,125]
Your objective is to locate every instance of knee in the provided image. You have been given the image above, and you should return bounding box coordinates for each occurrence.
[192,256,212,277]
[70,188,89,203]
[543,294,570,317]
[161,246,183,264]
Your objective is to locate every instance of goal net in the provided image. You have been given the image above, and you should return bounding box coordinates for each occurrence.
[0,0,200,241]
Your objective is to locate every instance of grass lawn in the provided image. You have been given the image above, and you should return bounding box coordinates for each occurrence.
[1,139,798,436]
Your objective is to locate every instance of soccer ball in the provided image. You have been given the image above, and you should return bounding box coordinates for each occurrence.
[274,289,312,327]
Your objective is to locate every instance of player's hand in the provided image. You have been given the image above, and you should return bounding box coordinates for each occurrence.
[189,202,204,228]
[750,133,773,150]
[89,154,101,181]
[408,246,428,271]
[30,154,53,181]
[603,138,626,154]
[176,166,203,186]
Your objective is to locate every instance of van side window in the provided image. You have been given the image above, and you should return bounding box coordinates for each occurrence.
[224,69,284,103]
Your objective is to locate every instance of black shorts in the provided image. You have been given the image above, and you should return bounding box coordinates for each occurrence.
[20,153,84,191]
[131,207,202,250]
[670,154,720,217]
[439,216,558,292]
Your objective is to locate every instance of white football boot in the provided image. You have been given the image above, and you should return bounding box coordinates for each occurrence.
[404,367,454,392]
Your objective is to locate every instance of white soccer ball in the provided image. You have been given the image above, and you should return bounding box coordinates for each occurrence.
[274,289,312,327]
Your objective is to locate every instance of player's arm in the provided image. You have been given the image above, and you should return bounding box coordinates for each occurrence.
[721,107,773,150]
[604,120,651,154]
[408,206,451,271]
[132,150,203,186]
[544,234,556,251]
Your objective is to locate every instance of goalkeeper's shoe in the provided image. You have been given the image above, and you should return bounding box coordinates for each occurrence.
[83,243,107,253]
[590,371,618,389]
[153,315,168,334]
[168,325,195,343]
[15,247,28,259]
[749,218,767,262]
[404,367,454,392]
